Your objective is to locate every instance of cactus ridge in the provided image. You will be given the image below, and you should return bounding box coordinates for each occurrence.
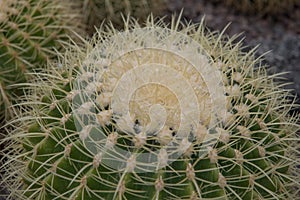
[1,16,299,200]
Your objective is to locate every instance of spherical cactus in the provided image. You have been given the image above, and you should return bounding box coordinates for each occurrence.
[0,0,83,124]
[214,0,299,15]
[1,16,299,200]
[77,0,166,35]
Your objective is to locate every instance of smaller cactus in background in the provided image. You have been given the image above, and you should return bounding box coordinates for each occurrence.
[78,0,166,35]
[213,0,299,15]
[0,15,299,200]
[0,0,83,125]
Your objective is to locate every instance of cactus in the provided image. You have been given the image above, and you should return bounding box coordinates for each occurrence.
[78,0,166,35]
[1,16,299,200]
[214,0,299,15]
[0,0,82,124]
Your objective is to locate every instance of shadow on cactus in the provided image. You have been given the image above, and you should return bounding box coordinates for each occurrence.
[0,15,299,200]
[0,0,83,125]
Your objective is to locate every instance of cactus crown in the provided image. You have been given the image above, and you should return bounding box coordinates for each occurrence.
[1,16,299,200]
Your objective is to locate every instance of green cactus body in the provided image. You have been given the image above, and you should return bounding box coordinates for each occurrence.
[0,0,82,124]
[1,16,299,200]
[78,0,166,34]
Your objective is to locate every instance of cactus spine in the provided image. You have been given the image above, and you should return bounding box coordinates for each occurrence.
[1,16,299,200]
[0,0,82,124]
